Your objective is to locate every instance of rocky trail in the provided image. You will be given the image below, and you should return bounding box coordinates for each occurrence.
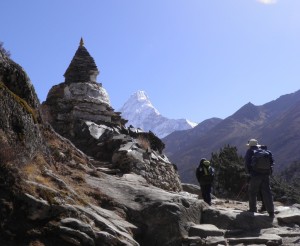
[181,190,300,246]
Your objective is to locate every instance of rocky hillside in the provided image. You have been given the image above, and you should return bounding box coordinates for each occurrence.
[0,42,300,246]
[119,91,197,138]
[163,90,300,183]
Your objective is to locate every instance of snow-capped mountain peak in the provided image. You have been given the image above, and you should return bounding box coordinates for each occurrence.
[136,90,149,102]
[120,91,160,116]
[186,119,198,128]
[119,90,198,138]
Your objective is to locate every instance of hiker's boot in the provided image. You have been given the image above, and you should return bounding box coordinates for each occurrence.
[259,206,266,213]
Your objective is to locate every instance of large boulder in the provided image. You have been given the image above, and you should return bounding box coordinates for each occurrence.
[86,173,204,246]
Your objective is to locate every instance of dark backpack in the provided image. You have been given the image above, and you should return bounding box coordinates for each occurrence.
[251,148,272,174]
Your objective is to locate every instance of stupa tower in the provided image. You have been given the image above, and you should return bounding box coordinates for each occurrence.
[42,38,126,138]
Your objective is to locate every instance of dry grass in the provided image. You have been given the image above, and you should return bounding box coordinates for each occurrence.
[3,124,117,209]
[137,135,151,150]
[34,175,53,187]
[22,163,39,178]
[21,154,49,180]
[71,174,85,183]
[29,240,45,246]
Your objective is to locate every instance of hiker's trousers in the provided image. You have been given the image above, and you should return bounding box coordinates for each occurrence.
[248,175,274,213]
[200,184,212,206]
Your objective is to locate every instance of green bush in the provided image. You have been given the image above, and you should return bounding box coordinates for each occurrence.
[210,145,247,200]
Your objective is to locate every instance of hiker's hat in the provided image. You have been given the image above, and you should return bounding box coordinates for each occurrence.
[246,139,260,147]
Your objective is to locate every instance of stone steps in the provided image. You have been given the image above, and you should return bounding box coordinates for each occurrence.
[96,167,121,175]
[88,159,121,175]
[184,230,283,245]
[184,219,300,246]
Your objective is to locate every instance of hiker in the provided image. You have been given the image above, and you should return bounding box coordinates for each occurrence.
[196,158,215,205]
[244,139,275,217]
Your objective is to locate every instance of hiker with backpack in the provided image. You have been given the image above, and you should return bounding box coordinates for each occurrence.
[244,139,275,217]
[196,158,215,206]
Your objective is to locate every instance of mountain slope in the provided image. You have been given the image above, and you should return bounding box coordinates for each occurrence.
[119,91,197,138]
[163,117,223,157]
[164,89,300,183]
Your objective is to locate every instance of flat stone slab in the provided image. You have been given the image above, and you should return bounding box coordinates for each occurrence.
[227,233,282,245]
[205,236,227,245]
[96,167,120,174]
[188,224,224,238]
[182,183,202,197]
[202,207,275,230]
[276,206,300,225]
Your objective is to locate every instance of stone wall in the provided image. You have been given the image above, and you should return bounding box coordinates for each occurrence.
[72,121,182,192]
[112,139,182,192]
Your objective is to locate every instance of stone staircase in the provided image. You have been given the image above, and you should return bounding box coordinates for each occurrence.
[182,203,300,246]
[89,159,121,175]
[183,224,283,245]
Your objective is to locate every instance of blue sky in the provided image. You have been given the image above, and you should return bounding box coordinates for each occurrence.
[1,0,300,123]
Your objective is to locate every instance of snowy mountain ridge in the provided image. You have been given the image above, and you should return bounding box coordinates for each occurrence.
[119,90,197,138]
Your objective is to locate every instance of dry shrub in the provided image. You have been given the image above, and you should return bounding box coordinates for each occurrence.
[22,163,39,177]
[32,154,48,167]
[21,154,48,179]
[29,240,45,246]
[34,175,53,187]
[37,187,58,205]
[137,135,151,150]
[73,154,86,164]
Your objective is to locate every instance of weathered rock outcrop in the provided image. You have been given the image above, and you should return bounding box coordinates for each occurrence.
[0,50,44,164]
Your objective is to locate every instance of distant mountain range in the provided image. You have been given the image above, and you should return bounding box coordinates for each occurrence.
[163,89,300,184]
[119,91,197,138]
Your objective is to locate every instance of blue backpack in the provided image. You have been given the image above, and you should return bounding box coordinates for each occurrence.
[251,148,272,174]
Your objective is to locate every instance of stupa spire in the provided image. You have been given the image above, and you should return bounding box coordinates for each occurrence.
[64,38,99,84]
[80,37,84,47]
